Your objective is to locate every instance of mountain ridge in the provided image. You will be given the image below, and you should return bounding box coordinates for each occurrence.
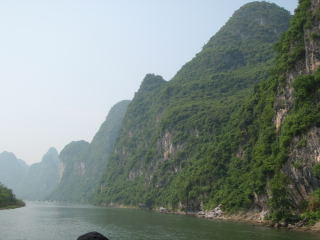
[95,1,292,214]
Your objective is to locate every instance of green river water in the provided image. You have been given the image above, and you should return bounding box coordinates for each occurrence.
[0,202,319,240]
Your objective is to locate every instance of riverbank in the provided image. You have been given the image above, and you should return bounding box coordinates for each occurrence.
[97,201,320,233]
[152,206,320,233]
[0,200,26,210]
[0,204,25,210]
[2,202,318,240]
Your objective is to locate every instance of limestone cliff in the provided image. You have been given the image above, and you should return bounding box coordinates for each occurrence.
[273,0,320,210]
[50,140,90,201]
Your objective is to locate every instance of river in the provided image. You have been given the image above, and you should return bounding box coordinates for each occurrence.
[0,202,319,240]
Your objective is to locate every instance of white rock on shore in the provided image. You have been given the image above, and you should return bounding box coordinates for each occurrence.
[159,207,168,213]
[198,204,224,219]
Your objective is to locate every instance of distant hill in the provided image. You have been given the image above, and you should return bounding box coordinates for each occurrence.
[49,100,130,202]
[18,147,60,200]
[0,152,28,195]
[0,148,60,200]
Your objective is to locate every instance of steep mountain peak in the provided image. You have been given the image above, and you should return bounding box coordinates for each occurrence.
[47,147,58,155]
[0,151,17,160]
[138,74,166,92]
[41,147,59,164]
[60,140,90,164]
[172,1,291,82]
[103,100,131,123]
[108,100,131,113]
[91,100,131,145]
[208,1,291,44]
[0,151,28,198]
[0,151,27,168]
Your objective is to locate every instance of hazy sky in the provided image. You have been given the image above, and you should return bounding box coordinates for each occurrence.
[0,0,298,164]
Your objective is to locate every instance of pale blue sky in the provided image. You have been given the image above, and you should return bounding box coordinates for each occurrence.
[0,0,298,164]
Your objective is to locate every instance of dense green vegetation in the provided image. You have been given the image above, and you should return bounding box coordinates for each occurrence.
[204,0,320,221]
[302,190,320,224]
[95,2,293,214]
[0,184,24,209]
[245,0,320,222]
[177,0,320,222]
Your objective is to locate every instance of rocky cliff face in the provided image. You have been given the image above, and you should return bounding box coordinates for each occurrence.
[50,140,90,202]
[273,0,320,209]
[230,0,320,221]
[284,127,320,205]
[274,0,320,129]
[305,0,320,73]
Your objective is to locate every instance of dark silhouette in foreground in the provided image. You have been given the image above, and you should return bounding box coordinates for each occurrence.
[77,232,109,240]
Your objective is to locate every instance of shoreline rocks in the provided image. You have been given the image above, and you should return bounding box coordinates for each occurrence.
[159,207,169,213]
[199,205,224,219]
[100,203,320,233]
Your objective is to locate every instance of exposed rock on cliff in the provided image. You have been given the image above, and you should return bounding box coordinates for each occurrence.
[50,140,90,201]
[271,0,320,212]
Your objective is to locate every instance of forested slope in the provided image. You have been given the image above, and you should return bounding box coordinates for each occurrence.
[95,2,292,214]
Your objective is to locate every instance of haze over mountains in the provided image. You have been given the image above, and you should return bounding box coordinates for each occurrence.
[0,152,28,194]
[0,100,130,201]
[1,0,320,226]
[0,148,59,200]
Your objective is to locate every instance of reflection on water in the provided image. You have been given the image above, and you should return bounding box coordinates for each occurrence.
[0,202,319,240]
